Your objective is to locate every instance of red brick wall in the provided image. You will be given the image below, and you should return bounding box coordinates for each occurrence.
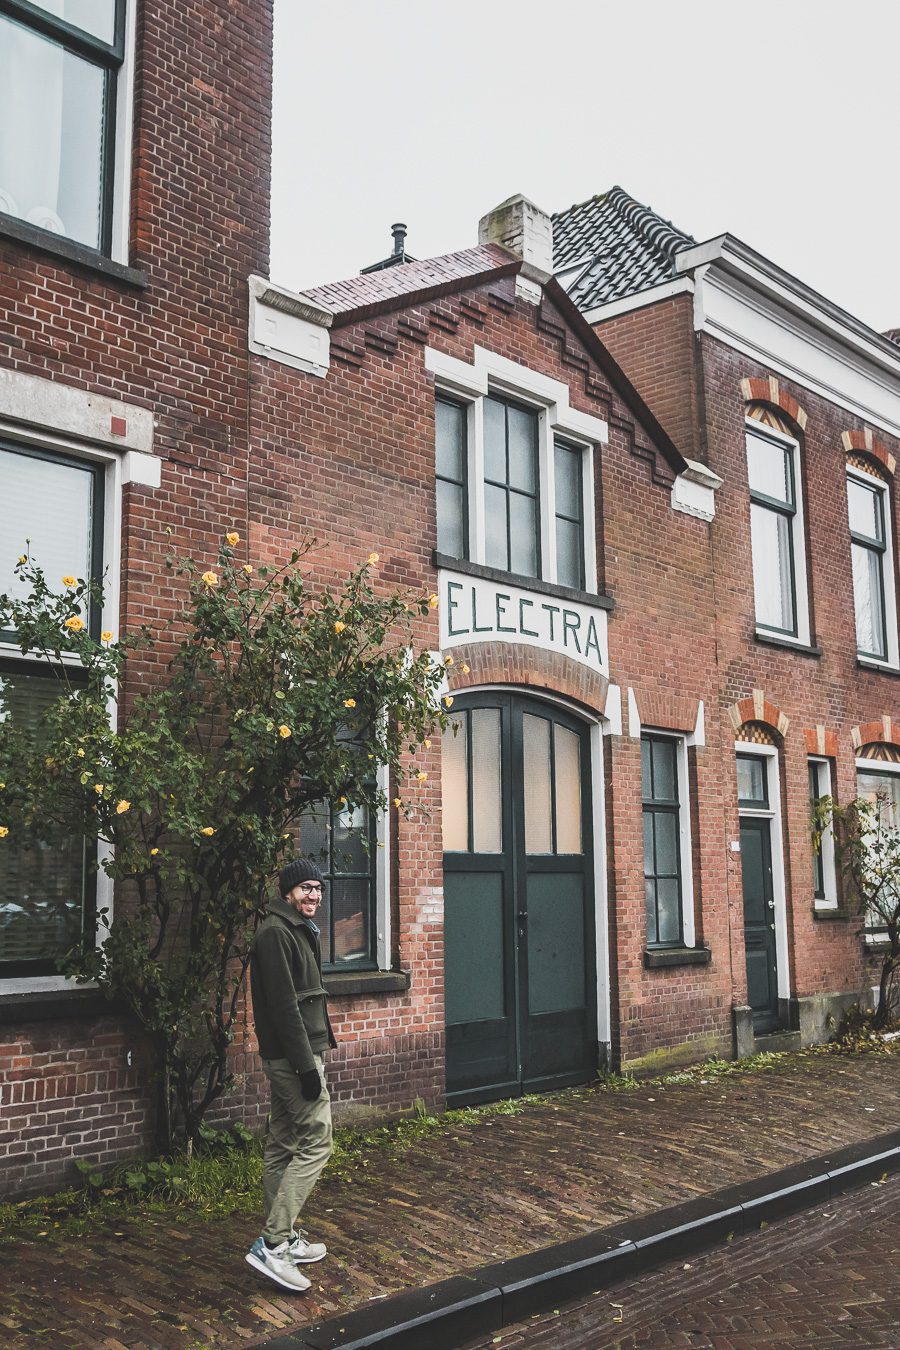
[0,0,273,1197]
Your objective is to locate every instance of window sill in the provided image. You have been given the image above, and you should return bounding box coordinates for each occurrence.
[433,552,614,611]
[0,987,112,1024]
[754,630,822,658]
[643,946,711,969]
[813,905,850,921]
[324,970,410,998]
[857,657,900,678]
[0,212,148,289]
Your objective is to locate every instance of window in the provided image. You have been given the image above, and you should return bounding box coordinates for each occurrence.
[641,733,690,947]
[484,396,540,578]
[0,442,106,977]
[441,707,502,853]
[436,397,468,560]
[746,421,808,640]
[555,441,585,590]
[855,764,900,939]
[298,798,378,969]
[809,757,838,908]
[0,0,128,256]
[848,468,896,663]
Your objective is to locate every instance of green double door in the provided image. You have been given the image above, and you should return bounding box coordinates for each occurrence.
[442,692,596,1105]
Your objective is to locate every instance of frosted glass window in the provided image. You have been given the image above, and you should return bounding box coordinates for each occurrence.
[523,714,552,854]
[441,715,468,851]
[848,476,888,660]
[555,442,585,590]
[481,396,539,577]
[746,427,799,637]
[471,708,502,853]
[736,755,767,805]
[436,398,467,558]
[554,725,582,854]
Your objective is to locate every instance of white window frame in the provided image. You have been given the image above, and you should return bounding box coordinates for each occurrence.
[808,756,838,910]
[853,757,900,944]
[641,728,697,948]
[745,418,812,648]
[428,345,607,594]
[735,742,791,1000]
[846,463,899,670]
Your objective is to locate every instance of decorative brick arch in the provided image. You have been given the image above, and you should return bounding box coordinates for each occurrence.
[741,377,808,432]
[803,726,839,758]
[851,715,900,753]
[727,689,790,740]
[841,429,896,478]
[445,640,608,716]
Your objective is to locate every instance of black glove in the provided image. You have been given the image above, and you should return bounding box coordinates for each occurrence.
[299,1068,322,1101]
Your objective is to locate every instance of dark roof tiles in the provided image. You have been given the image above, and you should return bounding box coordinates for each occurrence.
[303,243,514,319]
[553,186,694,310]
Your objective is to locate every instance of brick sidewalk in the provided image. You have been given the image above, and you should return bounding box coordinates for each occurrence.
[0,1049,897,1349]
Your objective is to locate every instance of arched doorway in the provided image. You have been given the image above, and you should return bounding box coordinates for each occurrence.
[442,690,597,1105]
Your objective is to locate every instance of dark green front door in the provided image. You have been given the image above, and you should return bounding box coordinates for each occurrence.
[739,818,780,1032]
[442,692,595,1105]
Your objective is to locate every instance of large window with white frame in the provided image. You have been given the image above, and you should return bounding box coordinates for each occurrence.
[0,0,132,258]
[432,358,600,594]
[641,732,695,948]
[745,419,810,642]
[0,440,106,977]
[855,759,900,940]
[847,465,898,665]
[808,756,838,909]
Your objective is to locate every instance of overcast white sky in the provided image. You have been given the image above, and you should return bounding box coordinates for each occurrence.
[271,1,899,334]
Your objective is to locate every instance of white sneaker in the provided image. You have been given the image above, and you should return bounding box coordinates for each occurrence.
[289,1229,327,1263]
[245,1236,312,1291]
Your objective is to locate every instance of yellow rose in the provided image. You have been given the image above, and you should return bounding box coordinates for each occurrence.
[17,555,26,565]
[278,724,292,739]
[461,664,470,675]
[64,616,84,632]
[334,620,346,634]
[344,698,356,708]
[367,552,379,565]
[76,748,85,758]
[443,696,454,708]
[0,826,8,839]
[116,800,130,814]
[428,594,439,609]
[242,563,254,575]
[416,771,428,782]
[445,655,454,666]
[201,571,219,587]
[226,531,240,546]
[150,847,159,856]
[424,738,431,749]
[62,575,77,588]
[101,631,113,643]
[0,783,4,790]
[393,798,401,808]
[94,784,104,795]
[200,827,215,836]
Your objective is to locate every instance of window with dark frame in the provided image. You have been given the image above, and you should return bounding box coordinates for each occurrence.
[746,425,799,637]
[483,395,540,579]
[0,0,126,256]
[641,734,684,948]
[435,396,468,560]
[298,798,378,970]
[0,441,106,977]
[848,473,889,660]
[554,439,585,591]
[809,760,827,901]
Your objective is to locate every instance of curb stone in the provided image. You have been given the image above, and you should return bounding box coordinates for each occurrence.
[257,1129,900,1350]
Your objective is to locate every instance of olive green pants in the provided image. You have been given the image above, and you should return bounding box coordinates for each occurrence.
[261,1055,333,1245]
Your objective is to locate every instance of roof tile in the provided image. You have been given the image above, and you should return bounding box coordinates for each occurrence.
[304,244,513,318]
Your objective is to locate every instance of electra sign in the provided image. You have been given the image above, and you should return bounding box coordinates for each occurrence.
[438,568,608,676]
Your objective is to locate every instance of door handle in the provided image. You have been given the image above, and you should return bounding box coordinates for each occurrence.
[770,923,776,931]
[767,901,775,908]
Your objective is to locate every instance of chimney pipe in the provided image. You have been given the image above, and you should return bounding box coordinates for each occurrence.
[391,223,407,257]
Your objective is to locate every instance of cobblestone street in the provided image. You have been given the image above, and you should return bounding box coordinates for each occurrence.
[466,1173,900,1349]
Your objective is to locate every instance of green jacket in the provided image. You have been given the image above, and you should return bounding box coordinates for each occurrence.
[250,896,337,1075]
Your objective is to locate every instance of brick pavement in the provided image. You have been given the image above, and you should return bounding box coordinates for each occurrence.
[465,1169,900,1347]
[0,1049,897,1349]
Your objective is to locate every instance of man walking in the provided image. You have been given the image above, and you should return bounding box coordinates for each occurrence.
[245,858,337,1292]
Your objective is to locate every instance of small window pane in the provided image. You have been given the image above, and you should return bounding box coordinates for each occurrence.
[857,771,900,827]
[523,715,552,854]
[650,739,677,803]
[653,811,679,875]
[1,447,96,608]
[436,399,465,482]
[471,708,502,853]
[31,0,117,42]
[332,802,368,873]
[483,398,507,483]
[507,406,537,492]
[509,492,538,577]
[298,802,330,868]
[737,755,767,805]
[747,432,791,505]
[0,18,106,250]
[484,483,509,571]
[848,478,883,543]
[442,715,468,851]
[437,478,465,558]
[809,763,826,898]
[554,443,582,519]
[852,542,886,658]
[331,878,370,964]
[655,878,681,945]
[556,517,583,591]
[554,726,582,854]
[750,502,795,632]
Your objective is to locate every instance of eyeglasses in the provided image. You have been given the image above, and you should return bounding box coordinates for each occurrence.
[297,883,322,897]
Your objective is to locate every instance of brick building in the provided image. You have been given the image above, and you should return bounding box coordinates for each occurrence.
[554,185,900,1053]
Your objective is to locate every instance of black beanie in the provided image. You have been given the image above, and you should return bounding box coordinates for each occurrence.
[279,857,323,896]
